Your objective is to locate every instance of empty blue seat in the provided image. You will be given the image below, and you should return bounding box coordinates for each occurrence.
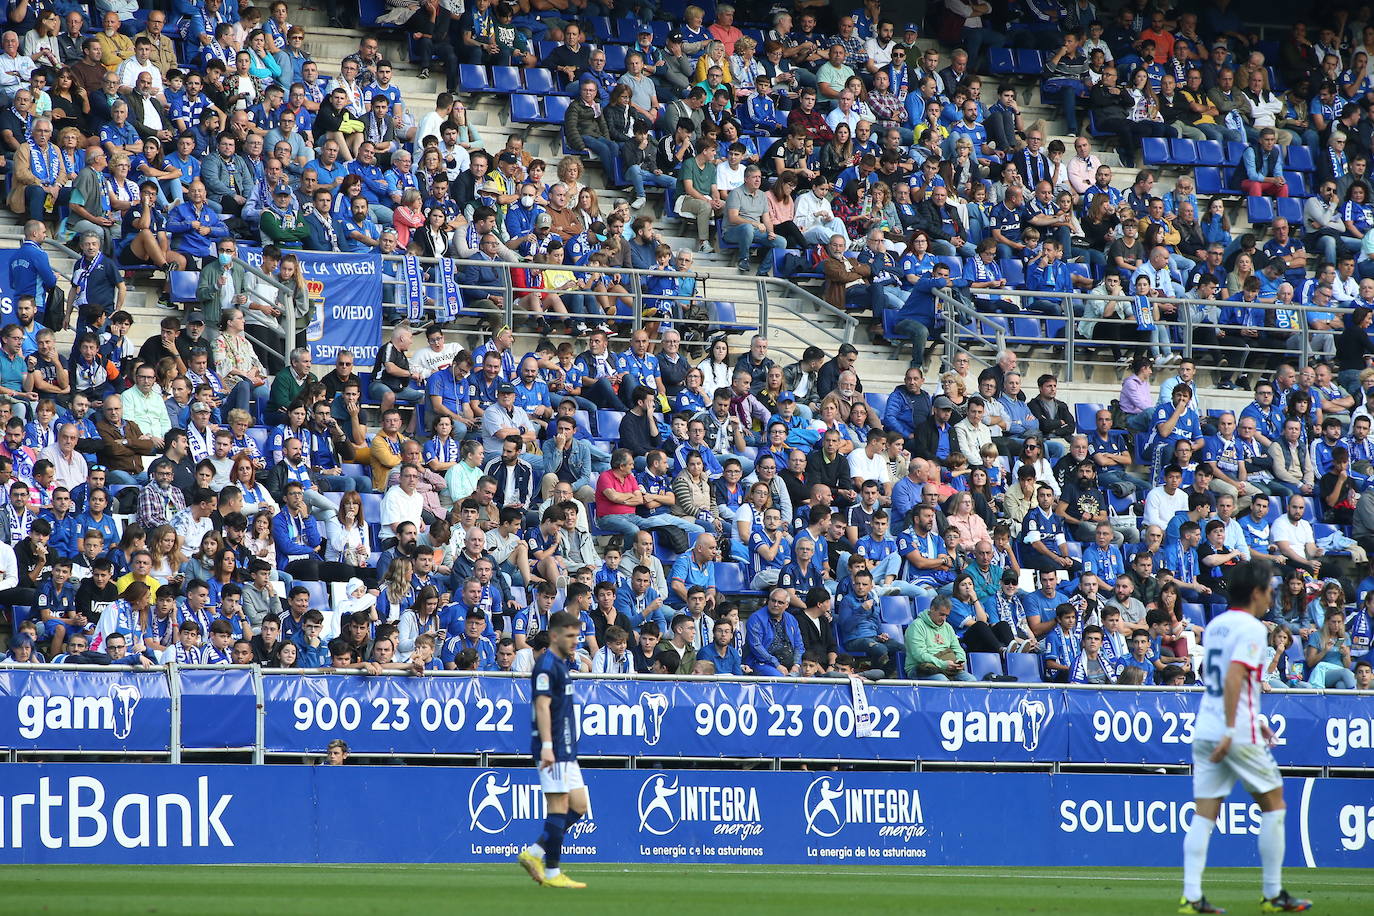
[491,66,522,93]
[169,270,199,303]
[1194,166,1224,194]
[1014,49,1042,74]
[865,391,888,416]
[1224,141,1247,166]
[602,44,628,71]
[595,410,624,440]
[880,596,913,626]
[458,65,491,93]
[1141,136,1170,165]
[360,492,382,525]
[1169,139,1198,165]
[1285,145,1314,172]
[522,68,555,93]
[1194,140,1224,166]
[713,561,748,594]
[1181,603,1206,627]
[1074,402,1105,433]
[509,94,541,124]
[1275,197,1303,225]
[543,95,571,123]
[1286,172,1309,197]
[246,426,269,457]
[1006,653,1043,682]
[967,652,1003,680]
[988,47,1015,74]
[1247,196,1275,224]
[304,581,329,610]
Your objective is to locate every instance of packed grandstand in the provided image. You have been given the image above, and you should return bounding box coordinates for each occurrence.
[0,0,1367,698]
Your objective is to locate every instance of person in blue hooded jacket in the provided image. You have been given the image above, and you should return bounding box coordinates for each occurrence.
[744,587,805,676]
[893,261,968,369]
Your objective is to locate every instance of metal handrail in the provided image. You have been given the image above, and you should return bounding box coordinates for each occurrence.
[935,286,1343,382]
[375,252,856,356]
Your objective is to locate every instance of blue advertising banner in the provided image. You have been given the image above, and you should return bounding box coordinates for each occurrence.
[0,669,170,752]
[0,764,1370,868]
[238,249,383,369]
[179,669,256,750]
[907,684,1068,762]
[260,674,918,758]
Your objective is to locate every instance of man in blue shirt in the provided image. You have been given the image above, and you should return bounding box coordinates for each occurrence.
[1024,237,1093,316]
[1144,383,1205,475]
[442,607,497,670]
[744,587,805,676]
[1019,484,1081,574]
[668,534,717,609]
[988,185,1029,260]
[836,569,895,674]
[695,616,744,675]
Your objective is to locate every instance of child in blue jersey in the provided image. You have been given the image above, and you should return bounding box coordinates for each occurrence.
[33,556,76,654]
[595,545,630,592]
[1120,628,1158,684]
[164,619,205,664]
[518,611,592,888]
[1042,603,1080,682]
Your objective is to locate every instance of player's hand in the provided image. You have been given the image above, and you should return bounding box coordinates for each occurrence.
[539,747,555,770]
[1209,735,1232,763]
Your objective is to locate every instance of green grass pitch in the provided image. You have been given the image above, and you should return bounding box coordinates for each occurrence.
[6,864,1371,914]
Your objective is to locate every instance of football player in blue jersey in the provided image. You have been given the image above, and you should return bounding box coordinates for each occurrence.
[518,611,590,889]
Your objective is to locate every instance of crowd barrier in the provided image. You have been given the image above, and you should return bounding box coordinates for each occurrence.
[3,667,1372,768]
[0,763,1370,868]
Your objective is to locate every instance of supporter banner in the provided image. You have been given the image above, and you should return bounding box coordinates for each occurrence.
[178,669,256,750]
[0,764,1370,868]
[0,669,170,753]
[240,249,383,369]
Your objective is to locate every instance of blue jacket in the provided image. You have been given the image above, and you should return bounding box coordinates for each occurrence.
[505,203,545,239]
[303,209,343,252]
[167,202,229,260]
[895,274,965,325]
[882,386,932,438]
[744,608,805,670]
[271,509,321,570]
[460,257,504,301]
[349,161,391,204]
[836,592,881,643]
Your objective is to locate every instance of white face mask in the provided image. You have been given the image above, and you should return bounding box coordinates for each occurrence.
[520,194,535,208]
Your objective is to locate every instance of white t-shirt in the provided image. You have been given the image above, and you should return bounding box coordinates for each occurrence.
[381,486,424,534]
[1269,516,1314,553]
[1195,609,1267,745]
[847,448,891,487]
[716,161,745,194]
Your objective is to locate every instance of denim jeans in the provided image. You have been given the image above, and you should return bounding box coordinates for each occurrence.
[895,318,930,367]
[626,165,676,199]
[724,223,785,273]
[597,513,648,538]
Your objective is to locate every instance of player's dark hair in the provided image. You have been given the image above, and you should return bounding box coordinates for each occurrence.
[1228,559,1274,609]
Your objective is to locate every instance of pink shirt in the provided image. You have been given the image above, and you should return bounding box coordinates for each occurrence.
[595,469,639,517]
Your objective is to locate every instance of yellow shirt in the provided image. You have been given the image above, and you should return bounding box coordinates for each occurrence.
[99,31,134,70]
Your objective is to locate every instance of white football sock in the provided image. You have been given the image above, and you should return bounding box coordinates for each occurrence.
[524,843,544,858]
[1182,814,1216,901]
[545,867,560,879]
[1260,809,1286,899]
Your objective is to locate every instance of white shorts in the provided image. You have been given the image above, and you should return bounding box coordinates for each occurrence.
[538,760,585,795]
[1192,740,1283,800]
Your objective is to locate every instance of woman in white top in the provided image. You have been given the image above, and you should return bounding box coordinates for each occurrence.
[325,490,373,580]
[396,585,441,660]
[697,338,733,393]
[147,524,187,585]
[232,454,278,517]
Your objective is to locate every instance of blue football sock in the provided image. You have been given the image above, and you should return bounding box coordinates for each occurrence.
[542,815,566,869]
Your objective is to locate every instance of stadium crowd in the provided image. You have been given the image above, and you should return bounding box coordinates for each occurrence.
[0,0,1369,694]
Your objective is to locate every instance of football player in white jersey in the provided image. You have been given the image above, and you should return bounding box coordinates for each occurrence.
[1179,559,1312,915]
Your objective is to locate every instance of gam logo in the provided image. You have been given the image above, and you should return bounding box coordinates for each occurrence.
[17,682,141,740]
[938,695,1054,753]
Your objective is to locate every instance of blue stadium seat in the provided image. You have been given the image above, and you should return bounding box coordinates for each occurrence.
[491,66,522,94]
[1275,197,1303,225]
[968,652,1003,679]
[865,391,888,416]
[542,95,571,124]
[1247,196,1274,224]
[880,596,913,626]
[1286,172,1309,197]
[1000,259,1025,286]
[1224,141,1246,166]
[589,15,615,42]
[706,300,757,336]
[169,270,199,303]
[1013,49,1042,74]
[595,410,624,440]
[522,68,555,94]
[1285,145,1314,172]
[1074,402,1105,433]
[1181,603,1206,628]
[304,581,329,610]
[988,47,1015,74]
[713,561,749,595]
[1006,653,1043,682]
[246,426,269,457]
[1194,140,1224,166]
[602,44,628,71]
[614,18,641,43]
[1169,139,1198,165]
[1194,167,1224,195]
[573,409,592,436]
[361,492,382,526]
[509,94,542,124]
[10,605,30,636]
[1141,137,1170,165]
[458,65,491,93]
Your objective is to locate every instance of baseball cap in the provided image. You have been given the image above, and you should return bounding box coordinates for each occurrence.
[667,31,683,42]
[903,23,919,33]
[496,383,516,395]
[535,213,553,228]
[191,401,211,414]
[273,183,293,196]
[498,151,519,164]
[778,391,796,403]
[187,313,206,326]
[932,395,955,410]
[637,24,653,35]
